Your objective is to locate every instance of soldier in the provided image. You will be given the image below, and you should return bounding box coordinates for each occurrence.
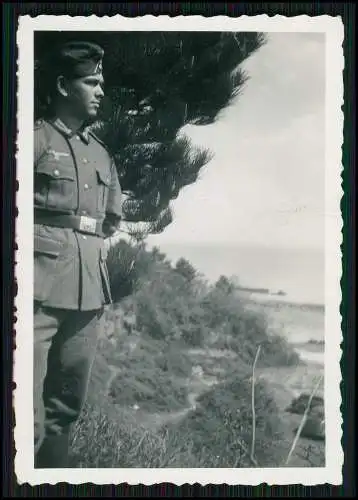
[33,40,122,468]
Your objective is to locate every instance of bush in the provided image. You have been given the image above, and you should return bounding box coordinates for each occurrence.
[104,336,191,412]
[170,374,291,468]
[109,367,188,412]
[202,286,299,367]
[70,242,315,468]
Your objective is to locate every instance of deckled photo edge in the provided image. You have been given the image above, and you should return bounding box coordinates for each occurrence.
[14,13,345,486]
[323,10,345,489]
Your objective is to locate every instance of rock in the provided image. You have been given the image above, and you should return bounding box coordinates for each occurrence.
[285,393,324,416]
[294,417,325,441]
[192,365,204,377]
[286,392,325,441]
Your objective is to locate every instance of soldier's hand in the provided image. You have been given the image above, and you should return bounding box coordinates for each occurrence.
[103,222,117,237]
[102,214,121,238]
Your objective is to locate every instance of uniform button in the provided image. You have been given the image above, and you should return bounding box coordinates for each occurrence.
[82,235,87,240]
[76,135,80,140]
[53,169,60,177]
[81,210,87,215]
[83,158,88,164]
[84,183,89,190]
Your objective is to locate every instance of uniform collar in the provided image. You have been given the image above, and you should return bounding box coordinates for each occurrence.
[50,117,90,144]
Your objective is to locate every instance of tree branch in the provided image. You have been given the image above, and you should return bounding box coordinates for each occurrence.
[235,439,259,467]
[250,344,262,464]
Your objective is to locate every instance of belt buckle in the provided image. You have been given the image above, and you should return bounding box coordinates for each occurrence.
[79,216,97,234]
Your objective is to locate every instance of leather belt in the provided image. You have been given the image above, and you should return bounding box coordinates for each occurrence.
[34,211,104,237]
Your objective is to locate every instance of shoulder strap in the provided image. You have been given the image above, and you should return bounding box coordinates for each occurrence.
[88,129,118,169]
[34,119,53,167]
[88,129,109,150]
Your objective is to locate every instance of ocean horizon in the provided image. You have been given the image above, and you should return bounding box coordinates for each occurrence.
[150,242,325,307]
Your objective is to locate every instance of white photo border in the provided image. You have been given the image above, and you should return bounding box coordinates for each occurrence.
[15,14,344,486]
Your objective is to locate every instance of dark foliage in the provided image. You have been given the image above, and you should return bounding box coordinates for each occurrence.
[34,31,266,237]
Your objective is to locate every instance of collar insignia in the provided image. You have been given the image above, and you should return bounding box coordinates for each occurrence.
[51,118,90,144]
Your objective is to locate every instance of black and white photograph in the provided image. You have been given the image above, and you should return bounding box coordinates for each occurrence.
[14,15,343,486]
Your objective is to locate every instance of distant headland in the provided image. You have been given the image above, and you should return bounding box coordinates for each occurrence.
[236,286,286,296]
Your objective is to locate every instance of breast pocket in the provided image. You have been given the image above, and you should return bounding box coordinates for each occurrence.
[34,234,64,302]
[96,166,111,214]
[35,161,76,211]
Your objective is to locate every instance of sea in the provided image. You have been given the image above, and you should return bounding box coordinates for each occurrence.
[155,243,325,306]
[153,243,326,365]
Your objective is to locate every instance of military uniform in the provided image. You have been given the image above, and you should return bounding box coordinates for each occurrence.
[34,117,121,310]
[33,41,122,468]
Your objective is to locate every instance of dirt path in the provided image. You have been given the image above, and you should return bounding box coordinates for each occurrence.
[106,364,121,396]
[103,362,202,429]
[103,345,222,432]
[187,347,237,359]
[103,344,324,466]
[138,374,219,431]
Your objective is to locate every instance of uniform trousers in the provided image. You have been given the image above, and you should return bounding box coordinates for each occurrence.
[34,303,104,468]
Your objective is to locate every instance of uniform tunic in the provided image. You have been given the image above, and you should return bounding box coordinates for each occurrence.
[34,117,122,311]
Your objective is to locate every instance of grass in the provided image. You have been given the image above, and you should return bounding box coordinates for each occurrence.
[70,365,324,468]
[68,327,324,468]
[69,402,164,468]
[67,246,325,469]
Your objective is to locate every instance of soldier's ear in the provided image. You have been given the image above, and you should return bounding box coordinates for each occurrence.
[56,75,69,98]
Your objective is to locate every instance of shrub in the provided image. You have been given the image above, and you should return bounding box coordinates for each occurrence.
[104,337,191,412]
[70,242,316,469]
[170,374,291,467]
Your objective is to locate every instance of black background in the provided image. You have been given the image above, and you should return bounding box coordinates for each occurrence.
[2,2,356,497]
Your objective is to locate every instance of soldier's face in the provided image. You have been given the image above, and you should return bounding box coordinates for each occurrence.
[60,73,105,120]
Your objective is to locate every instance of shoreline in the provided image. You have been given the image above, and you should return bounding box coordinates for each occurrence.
[251,294,325,456]
[291,335,325,365]
[236,288,324,309]
[70,291,326,468]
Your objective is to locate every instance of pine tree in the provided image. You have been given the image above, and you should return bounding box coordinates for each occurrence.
[35,31,266,239]
[175,258,197,283]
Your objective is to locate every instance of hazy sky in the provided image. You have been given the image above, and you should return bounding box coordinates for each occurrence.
[147,32,326,252]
